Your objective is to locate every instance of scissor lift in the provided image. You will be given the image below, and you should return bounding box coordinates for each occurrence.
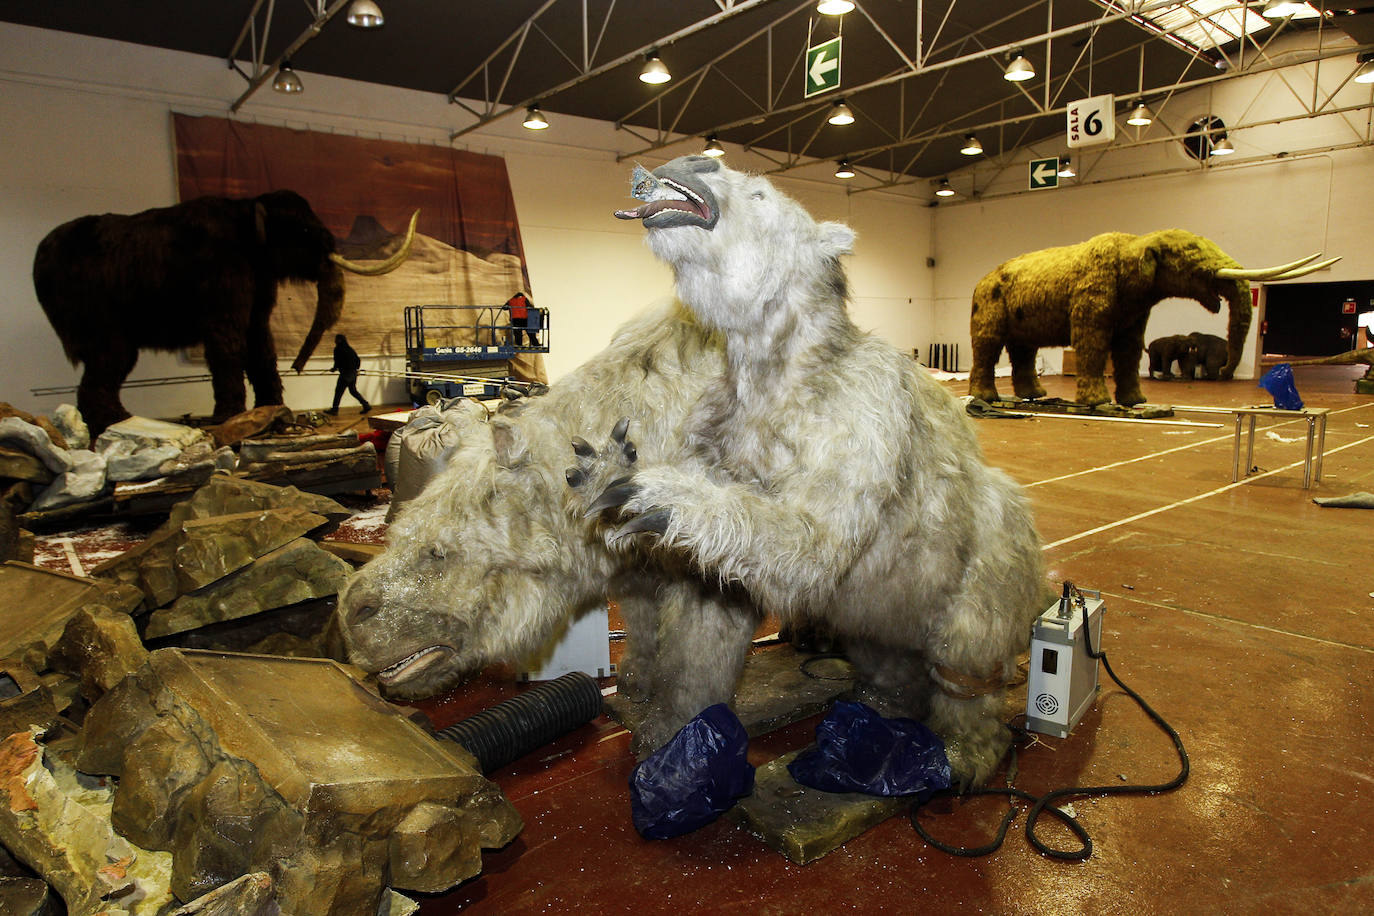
[403,304,549,405]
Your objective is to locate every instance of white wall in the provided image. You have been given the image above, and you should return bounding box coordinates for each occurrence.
[931,36,1374,380]
[0,23,934,423]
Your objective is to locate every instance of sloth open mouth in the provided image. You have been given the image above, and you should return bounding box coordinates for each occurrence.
[614,168,719,230]
[377,645,456,685]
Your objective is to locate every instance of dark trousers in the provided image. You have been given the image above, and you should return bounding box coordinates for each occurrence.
[332,372,368,410]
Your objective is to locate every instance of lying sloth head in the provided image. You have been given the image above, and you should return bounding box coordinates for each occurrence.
[615,156,855,333]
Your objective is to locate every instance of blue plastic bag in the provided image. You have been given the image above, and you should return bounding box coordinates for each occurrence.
[788,701,952,798]
[1258,363,1303,410]
[628,704,755,839]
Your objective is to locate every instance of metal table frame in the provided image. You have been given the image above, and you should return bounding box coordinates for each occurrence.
[1230,407,1330,488]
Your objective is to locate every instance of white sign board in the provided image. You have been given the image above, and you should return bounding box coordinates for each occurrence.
[1066,94,1115,148]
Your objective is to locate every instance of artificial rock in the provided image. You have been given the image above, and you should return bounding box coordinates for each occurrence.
[0,728,177,916]
[0,561,143,665]
[78,649,521,915]
[93,507,330,609]
[48,605,149,701]
[144,537,351,638]
[166,475,350,529]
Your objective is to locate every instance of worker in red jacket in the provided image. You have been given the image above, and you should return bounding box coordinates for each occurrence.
[505,291,539,347]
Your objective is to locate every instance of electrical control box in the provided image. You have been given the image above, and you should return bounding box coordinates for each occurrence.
[1025,589,1104,738]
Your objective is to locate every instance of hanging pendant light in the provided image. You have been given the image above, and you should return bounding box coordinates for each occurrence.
[1003,51,1035,82]
[816,1,855,15]
[960,134,983,155]
[934,178,956,198]
[1261,1,1318,18]
[1355,54,1374,85]
[827,100,855,125]
[834,159,855,179]
[523,105,550,130]
[639,52,671,85]
[1126,100,1153,126]
[273,61,303,94]
[1209,135,1235,156]
[346,0,385,28]
[702,135,725,158]
[1057,156,1075,178]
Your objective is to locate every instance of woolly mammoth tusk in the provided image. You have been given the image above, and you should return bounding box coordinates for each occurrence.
[1215,253,1321,281]
[1267,255,1342,281]
[330,209,420,275]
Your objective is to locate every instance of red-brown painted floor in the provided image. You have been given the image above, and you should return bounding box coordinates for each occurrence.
[404,365,1374,916]
[32,367,1373,914]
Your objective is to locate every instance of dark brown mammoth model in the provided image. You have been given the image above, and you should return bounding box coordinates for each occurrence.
[968,229,1337,407]
[33,190,417,434]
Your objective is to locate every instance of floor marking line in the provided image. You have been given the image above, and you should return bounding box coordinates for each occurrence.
[1043,433,1374,551]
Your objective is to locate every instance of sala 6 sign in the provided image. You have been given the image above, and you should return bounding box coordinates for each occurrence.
[1067,94,1115,148]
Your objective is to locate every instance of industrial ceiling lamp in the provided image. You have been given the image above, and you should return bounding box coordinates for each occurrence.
[702,135,725,157]
[816,0,855,14]
[834,159,856,179]
[1209,134,1235,156]
[1003,51,1035,82]
[272,61,303,94]
[1126,100,1153,126]
[960,133,983,155]
[522,104,550,130]
[346,0,384,28]
[639,51,671,84]
[1261,1,1319,18]
[1057,156,1076,178]
[827,100,855,125]
[1355,53,1374,85]
[935,178,956,198]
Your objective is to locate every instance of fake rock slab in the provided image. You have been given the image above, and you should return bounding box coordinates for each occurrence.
[78,649,521,915]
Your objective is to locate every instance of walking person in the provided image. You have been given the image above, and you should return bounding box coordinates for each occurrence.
[326,333,370,415]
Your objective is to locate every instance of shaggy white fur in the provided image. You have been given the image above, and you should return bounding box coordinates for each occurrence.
[339,158,1046,785]
[592,156,1046,784]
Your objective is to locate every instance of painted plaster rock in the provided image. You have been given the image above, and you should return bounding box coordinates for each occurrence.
[78,649,521,915]
[168,872,275,916]
[31,449,107,512]
[144,537,352,638]
[51,404,90,451]
[0,876,62,916]
[48,605,149,701]
[0,664,60,741]
[0,728,176,916]
[93,507,330,609]
[0,562,143,665]
[166,475,350,529]
[0,404,69,451]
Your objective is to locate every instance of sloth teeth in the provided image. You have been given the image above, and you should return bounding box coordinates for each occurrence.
[379,645,451,683]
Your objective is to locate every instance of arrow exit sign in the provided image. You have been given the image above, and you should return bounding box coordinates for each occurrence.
[1029,157,1059,190]
[805,36,842,98]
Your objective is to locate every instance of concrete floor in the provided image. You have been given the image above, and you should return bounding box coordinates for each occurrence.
[401,364,1373,916]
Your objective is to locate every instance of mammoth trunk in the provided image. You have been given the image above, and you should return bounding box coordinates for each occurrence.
[290,266,345,372]
[1221,282,1253,380]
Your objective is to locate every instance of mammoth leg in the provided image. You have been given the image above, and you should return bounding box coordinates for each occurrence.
[967,336,1004,402]
[77,343,138,435]
[629,586,757,759]
[1008,344,1046,400]
[244,314,285,408]
[1110,320,1148,407]
[202,330,249,422]
[1070,326,1113,406]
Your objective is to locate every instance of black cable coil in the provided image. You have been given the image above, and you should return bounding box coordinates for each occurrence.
[436,671,604,774]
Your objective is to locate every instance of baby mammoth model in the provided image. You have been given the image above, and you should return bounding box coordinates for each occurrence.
[585,155,1046,785]
[1147,334,1199,380]
[1188,332,1231,380]
[967,230,1338,407]
[33,191,417,434]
